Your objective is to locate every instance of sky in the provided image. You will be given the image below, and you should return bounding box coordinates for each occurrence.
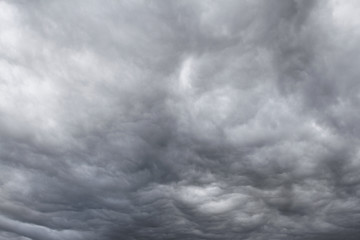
[1,0,360,239]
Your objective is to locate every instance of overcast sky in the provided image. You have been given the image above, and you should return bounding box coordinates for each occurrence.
[1,0,360,239]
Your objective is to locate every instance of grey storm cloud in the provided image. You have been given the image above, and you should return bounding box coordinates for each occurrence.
[1,0,360,239]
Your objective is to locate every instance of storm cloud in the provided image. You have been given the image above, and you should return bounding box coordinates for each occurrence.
[1,0,360,239]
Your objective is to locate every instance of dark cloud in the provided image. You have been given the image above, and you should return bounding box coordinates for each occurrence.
[1,0,360,239]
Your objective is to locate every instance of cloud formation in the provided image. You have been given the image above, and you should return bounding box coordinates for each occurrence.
[1,0,360,239]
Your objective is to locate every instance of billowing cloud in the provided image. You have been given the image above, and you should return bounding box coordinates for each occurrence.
[1,0,360,239]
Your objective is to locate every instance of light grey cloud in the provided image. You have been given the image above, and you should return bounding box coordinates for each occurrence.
[1,0,360,239]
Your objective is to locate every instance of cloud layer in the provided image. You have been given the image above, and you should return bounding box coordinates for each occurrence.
[1,0,360,239]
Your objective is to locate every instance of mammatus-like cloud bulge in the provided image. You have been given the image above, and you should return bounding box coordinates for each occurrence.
[1,0,360,239]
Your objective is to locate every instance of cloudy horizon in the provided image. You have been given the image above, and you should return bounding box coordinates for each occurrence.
[1,0,360,239]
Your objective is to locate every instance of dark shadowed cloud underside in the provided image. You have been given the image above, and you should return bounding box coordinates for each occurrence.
[1,0,360,239]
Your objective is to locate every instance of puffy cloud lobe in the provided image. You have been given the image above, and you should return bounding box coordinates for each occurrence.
[1,0,360,239]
